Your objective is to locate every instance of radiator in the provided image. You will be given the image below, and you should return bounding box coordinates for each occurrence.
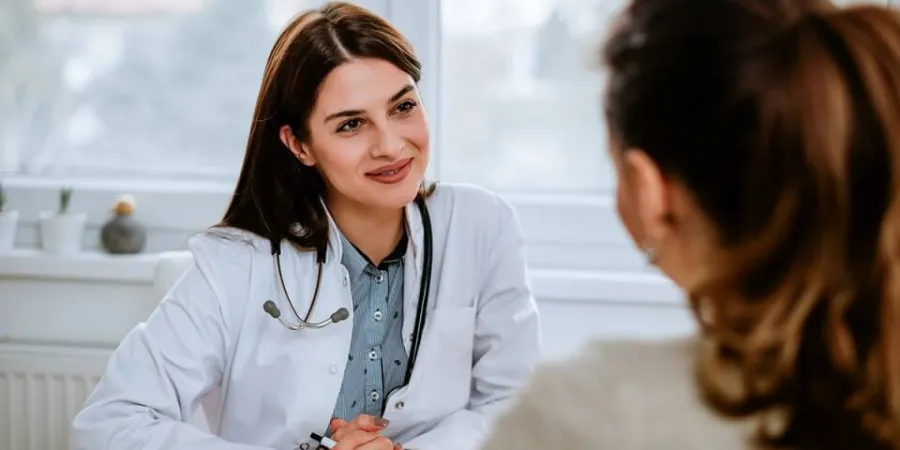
[0,342,111,450]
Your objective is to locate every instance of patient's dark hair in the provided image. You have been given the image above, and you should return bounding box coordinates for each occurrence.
[217,1,426,255]
[603,0,900,448]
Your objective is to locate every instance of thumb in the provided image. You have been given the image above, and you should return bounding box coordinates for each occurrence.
[330,418,348,432]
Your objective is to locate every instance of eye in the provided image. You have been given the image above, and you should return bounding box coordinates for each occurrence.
[337,118,363,133]
[394,100,418,115]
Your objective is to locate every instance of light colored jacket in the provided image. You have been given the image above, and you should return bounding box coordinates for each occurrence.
[481,338,757,449]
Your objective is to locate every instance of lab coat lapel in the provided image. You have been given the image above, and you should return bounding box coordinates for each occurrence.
[319,196,424,355]
[402,199,425,355]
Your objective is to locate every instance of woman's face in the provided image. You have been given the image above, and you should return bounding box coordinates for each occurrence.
[283,57,430,212]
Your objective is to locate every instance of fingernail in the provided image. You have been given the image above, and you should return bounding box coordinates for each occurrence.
[374,417,390,427]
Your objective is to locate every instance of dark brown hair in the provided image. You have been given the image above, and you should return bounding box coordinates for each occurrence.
[218,1,424,256]
[602,0,900,448]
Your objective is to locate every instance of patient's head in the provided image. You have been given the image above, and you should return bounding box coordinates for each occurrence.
[602,0,900,447]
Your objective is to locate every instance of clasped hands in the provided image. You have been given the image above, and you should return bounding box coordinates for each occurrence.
[328,414,402,450]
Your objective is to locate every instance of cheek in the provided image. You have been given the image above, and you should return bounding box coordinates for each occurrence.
[310,137,366,183]
[405,113,430,154]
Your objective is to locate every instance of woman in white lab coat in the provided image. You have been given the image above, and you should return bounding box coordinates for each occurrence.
[70,2,541,449]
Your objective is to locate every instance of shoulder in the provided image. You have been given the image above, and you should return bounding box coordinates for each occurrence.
[188,227,270,267]
[181,227,272,298]
[426,182,521,236]
[483,337,747,449]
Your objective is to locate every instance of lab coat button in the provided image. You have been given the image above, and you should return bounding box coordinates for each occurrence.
[329,364,338,374]
[299,443,310,450]
[395,401,405,410]
[342,276,348,286]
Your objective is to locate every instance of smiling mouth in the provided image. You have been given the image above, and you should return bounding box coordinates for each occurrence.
[368,158,412,176]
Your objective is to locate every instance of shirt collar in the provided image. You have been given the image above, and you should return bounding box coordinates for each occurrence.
[338,229,407,285]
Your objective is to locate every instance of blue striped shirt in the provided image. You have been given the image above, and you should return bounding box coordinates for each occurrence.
[331,231,409,422]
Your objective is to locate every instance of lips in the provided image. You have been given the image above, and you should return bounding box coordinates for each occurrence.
[367,158,412,176]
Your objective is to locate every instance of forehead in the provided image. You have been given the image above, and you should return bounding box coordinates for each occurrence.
[313,58,415,114]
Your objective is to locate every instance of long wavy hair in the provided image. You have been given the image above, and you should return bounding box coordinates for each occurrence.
[602,0,900,448]
[218,1,429,256]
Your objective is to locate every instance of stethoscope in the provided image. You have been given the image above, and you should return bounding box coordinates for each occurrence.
[262,195,433,386]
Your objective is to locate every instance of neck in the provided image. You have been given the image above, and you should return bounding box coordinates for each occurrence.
[326,195,405,266]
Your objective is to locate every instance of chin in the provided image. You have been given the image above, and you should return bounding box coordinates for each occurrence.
[365,180,422,210]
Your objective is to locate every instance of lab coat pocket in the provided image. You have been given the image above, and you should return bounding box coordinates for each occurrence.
[416,306,477,417]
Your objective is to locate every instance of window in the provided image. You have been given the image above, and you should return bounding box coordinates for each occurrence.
[0,0,325,178]
[436,0,624,193]
[389,0,637,272]
[3,0,640,274]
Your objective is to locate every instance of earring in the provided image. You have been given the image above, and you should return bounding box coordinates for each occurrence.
[641,243,659,265]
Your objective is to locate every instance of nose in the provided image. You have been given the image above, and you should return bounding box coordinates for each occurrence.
[371,123,405,158]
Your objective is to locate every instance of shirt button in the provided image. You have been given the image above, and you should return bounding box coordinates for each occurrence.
[375,273,384,283]
[368,350,378,360]
[395,401,405,410]
[370,390,380,401]
[329,364,338,374]
[374,310,383,321]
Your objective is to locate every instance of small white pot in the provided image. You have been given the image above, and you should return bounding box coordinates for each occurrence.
[0,210,18,251]
[39,211,87,254]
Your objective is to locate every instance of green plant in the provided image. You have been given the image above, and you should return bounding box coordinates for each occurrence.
[59,186,72,214]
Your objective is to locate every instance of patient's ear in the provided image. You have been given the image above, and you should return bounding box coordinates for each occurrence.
[621,149,671,245]
[279,125,315,167]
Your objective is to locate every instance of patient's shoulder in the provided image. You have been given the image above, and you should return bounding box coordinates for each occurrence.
[482,337,750,450]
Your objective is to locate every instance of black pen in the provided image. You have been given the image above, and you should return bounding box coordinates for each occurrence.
[310,432,337,450]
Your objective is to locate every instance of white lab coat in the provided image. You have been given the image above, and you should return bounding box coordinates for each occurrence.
[70,183,542,450]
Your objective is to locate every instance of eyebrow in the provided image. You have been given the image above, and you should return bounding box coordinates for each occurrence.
[323,84,415,123]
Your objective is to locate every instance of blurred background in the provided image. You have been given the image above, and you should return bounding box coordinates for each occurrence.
[0,0,880,448]
[0,0,618,190]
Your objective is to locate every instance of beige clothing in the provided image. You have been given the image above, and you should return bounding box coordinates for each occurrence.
[481,338,756,449]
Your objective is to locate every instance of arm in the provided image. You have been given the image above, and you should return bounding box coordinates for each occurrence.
[70,240,273,450]
[402,198,542,450]
[479,366,593,450]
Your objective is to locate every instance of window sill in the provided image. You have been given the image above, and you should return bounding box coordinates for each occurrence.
[0,249,159,283]
[0,248,682,305]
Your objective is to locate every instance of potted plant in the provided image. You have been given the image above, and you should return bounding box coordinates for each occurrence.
[101,194,147,254]
[39,186,86,254]
[0,181,18,251]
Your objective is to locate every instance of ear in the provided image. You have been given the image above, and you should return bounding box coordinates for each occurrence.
[621,149,672,245]
[279,125,315,167]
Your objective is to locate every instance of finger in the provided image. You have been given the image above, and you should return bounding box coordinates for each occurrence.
[350,414,389,430]
[393,444,403,450]
[330,418,349,433]
[353,435,394,450]
[332,415,389,441]
[332,430,381,450]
